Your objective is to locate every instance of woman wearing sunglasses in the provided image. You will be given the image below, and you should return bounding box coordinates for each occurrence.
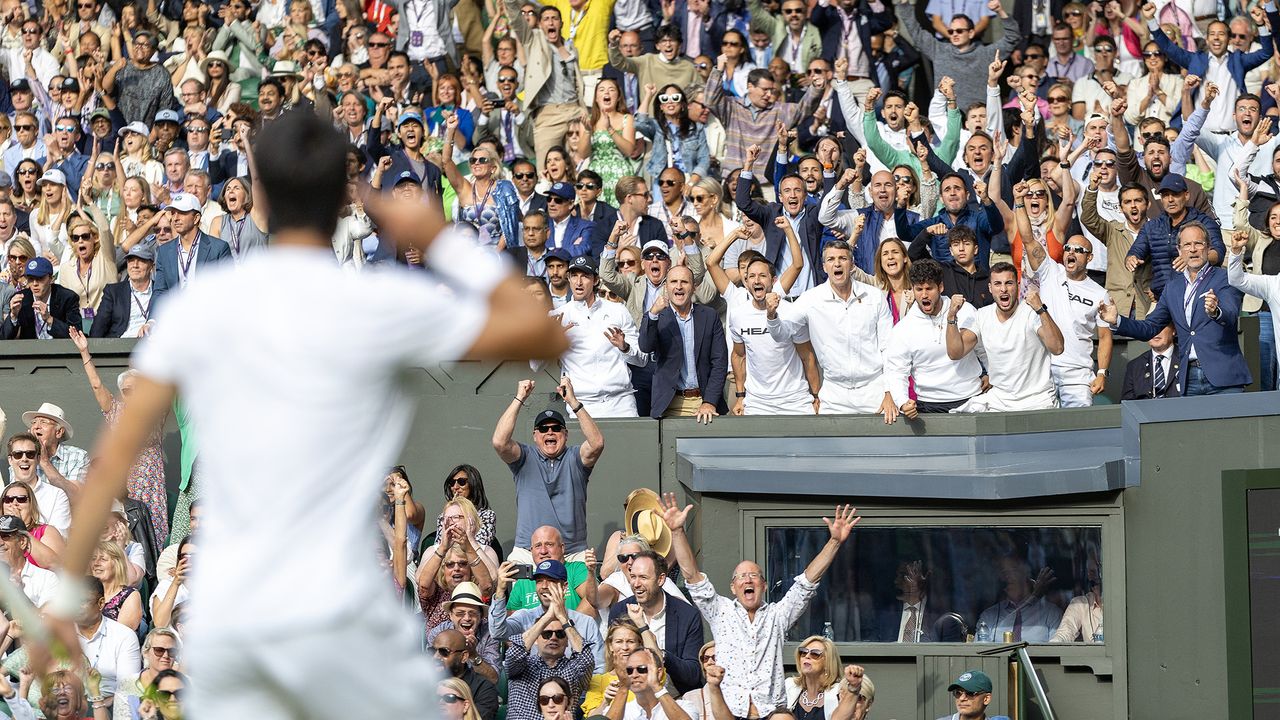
[636,83,710,191]
[435,464,496,548]
[114,628,183,720]
[442,112,517,250]
[785,637,863,719]
[438,677,484,720]
[0,480,63,569]
[582,620,646,715]
[417,497,496,632]
[1123,41,1182,126]
[536,676,577,720]
[54,208,117,319]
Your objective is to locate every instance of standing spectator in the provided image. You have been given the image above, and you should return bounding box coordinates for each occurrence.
[908,225,993,308]
[747,0,824,75]
[389,0,456,72]
[703,58,818,178]
[1104,223,1251,395]
[427,583,503,675]
[152,193,233,296]
[1110,98,1213,220]
[638,265,729,422]
[784,638,863,718]
[1121,325,1180,399]
[546,182,596,256]
[504,0,587,174]
[1124,174,1223,300]
[606,26,700,105]
[900,173,1005,268]
[1,20,60,87]
[104,31,178,125]
[0,480,62,569]
[812,0,893,102]
[1124,40,1184,126]
[946,263,1065,411]
[737,147,826,293]
[635,84,710,191]
[4,433,71,536]
[0,257,81,340]
[893,0,1019,109]
[659,495,860,719]
[607,551,705,695]
[503,526,597,615]
[492,378,603,559]
[926,0,996,37]
[1045,23,1094,82]
[1193,91,1267,227]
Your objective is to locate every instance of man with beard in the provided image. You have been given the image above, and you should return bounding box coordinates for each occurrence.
[1018,187,1111,408]
[607,551,704,695]
[886,259,986,418]
[640,264,729,422]
[553,255,646,417]
[546,249,572,307]
[946,262,1064,411]
[1083,178,1152,319]
[768,240,898,421]
[739,147,826,294]
[728,256,820,415]
[842,86,913,174]
[1111,96,1213,220]
[430,626,499,720]
[1126,174,1224,300]
[902,173,1004,267]
[821,167,919,273]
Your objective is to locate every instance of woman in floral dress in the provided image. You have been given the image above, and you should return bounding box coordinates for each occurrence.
[587,78,638,205]
[70,328,169,547]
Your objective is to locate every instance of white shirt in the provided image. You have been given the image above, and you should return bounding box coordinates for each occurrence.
[646,598,668,650]
[971,302,1057,410]
[149,575,190,618]
[1074,184,1119,273]
[884,296,984,406]
[27,476,71,535]
[124,282,153,338]
[403,0,446,61]
[727,285,811,404]
[18,560,59,608]
[1036,259,1106,372]
[601,571,688,605]
[79,617,141,696]
[131,246,487,632]
[1195,131,1251,228]
[772,280,891,388]
[553,297,647,399]
[620,697,701,720]
[778,209,814,296]
[1201,52,1239,134]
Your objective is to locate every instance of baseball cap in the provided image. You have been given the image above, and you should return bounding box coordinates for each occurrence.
[394,170,421,187]
[568,254,598,275]
[0,515,27,534]
[548,181,575,200]
[86,107,111,123]
[533,559,568,582]
[38,169,66,187]
[533,409,566,428]
[125,245,155,262]
[23,257,53,279]
[1158,173,1188,194]
[545,248,571,265]
[397,110,424,128]
[118,120,150,138]
[8,78,29,93]
[640,239,670,257]
[166,193,202,214]
[948,670,993,695]
[154,109,181,125]
[59,77,80,93]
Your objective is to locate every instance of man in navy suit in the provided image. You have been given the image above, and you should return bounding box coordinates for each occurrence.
[0,258,82,339]
[737,154,828,293]
[607,552,703,695]
[1103,222,1250,396]
[639,265,729,421]
[545,182,595,257]
[1122,325,1181,400]
[90,245,157,338]
[153,193,234,297]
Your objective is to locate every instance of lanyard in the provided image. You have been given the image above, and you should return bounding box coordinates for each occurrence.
[76,260,93,295]
[1183,270,1206,321]
[229,216,247,255]
[568,2,589,42]
[131,289,151,321]
[178,237,200,285]
[408,0,431,26]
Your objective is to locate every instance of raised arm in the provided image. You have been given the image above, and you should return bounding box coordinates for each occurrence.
[557,377,604,467]
[1028,289,1065,355]
[945,296,979,359]
[774,216,805,294]
[69,327,114,414]
[492,379,533,463]
[802,505,860,583]
[659,492,703,584]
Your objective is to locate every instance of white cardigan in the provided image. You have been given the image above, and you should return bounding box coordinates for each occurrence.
[783,679,842,719]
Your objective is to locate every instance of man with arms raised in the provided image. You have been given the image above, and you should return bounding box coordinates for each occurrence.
[39,111,568,719]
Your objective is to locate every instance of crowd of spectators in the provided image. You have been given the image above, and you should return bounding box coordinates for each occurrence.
[0,0,1276,714]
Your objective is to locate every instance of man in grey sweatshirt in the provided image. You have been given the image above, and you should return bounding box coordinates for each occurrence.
[893,0,1022,109]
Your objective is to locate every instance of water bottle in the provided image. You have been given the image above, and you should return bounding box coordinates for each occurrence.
[822,622,835,641]
[1092,621,1104,644]
[975,621,991,643]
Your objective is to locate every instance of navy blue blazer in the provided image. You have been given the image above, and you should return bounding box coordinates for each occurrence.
[735,174,827,287]
[153,232,234,296]
[548,216,596,257]
[1115,266,1251,391]
[0,285,82,339]
[811,0,892,66]
[639,303,729,418]
[88,279,142,338]
[1122,345,1182,401]
[608,596,704,696]
[580,201,618,257]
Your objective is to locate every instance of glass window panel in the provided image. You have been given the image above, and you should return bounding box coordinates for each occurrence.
[765,525,1103,644]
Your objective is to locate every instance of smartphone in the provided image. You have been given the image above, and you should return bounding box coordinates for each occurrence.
[512,564,534,581]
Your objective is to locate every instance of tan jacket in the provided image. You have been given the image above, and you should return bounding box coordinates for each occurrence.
[600,242,716,324]
[504,0,585,110]
[1081,187,1151,320]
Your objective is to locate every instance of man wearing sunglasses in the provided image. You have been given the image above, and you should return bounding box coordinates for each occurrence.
[5,432,71,535]
[503,582,595,720]
[431,627,499,720]
[937,670,1008,720]
[545,181,596,256]
[614,647,698,719]
[47,117,90,200]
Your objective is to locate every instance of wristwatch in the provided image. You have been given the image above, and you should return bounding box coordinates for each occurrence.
[735,391,746,398]
[1034,305,1049,314]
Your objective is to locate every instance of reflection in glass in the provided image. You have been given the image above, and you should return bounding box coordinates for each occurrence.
[765,526,1103,643]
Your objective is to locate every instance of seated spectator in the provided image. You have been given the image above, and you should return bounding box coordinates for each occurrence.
[0,481,61,569]
[936,670,1009,720]
[418,530,495,633]
[91,540,143,632]
[492,559,606,672]
[156,501,199,579]
[493,383,603,562]
[112,627,182,720]
[639,265,729,422]
[427,582,502,674]
[103,510,147,586]
[784,638,865,718]
[876,559,964,642]
[536,676,580,720]
[607,551,704,695]
[5,432,71,535]
[142,669,187,720]
[87,244,157,339]
[504,525,597,614]
[439,677,487,720]
[1121,325,1180,400]
[75,577,142,698]
[38,670,94,720]
[597,489,687,609]
[672,641,722,717]
[504,597,597,718]
[436,465,497,549]
[23,401,87,501]
[433,629,500,720]
[583,620,645,715]
[0,257,82,340]
[612,647,699,719]
[0,514,58,607]
[976,556,1064,643]
[1051,556,1104,643]
[661,495,859,717]
[151,537,194,628]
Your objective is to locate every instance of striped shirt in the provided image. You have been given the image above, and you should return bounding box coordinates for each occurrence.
[703,68,815,174]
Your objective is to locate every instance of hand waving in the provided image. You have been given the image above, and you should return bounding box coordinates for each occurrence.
[823,504,861,543]
[659,491,692,531]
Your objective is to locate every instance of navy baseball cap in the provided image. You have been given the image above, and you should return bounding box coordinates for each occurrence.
[1158,173,1188,194]
[568,255,597,275]
[549,181,575,200]
[9,78,29,93]
[533,559,568,582]
[545,248,572,265]
[23,257,53,278]
[534,409,566,428]
[394,170,421,187]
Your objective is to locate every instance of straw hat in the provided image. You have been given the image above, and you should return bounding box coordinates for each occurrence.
[624,488,671,557]
[21,402,73,439]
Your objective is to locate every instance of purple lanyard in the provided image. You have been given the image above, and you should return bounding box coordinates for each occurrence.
[131,290,151,321]
[229,216,247,255]
[178,238,200,284]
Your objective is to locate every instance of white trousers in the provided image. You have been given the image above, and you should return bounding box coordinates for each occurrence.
[745,391,813,415]
[570,391,638,418]
[1051,365,1095,408]
[817,378,886,414]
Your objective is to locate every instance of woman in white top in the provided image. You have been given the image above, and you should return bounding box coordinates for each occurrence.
[784,637,864,720]
[690,177,740,266]
[1123,40,1183,126]
[119,126,165,188]
[29,170,72,262]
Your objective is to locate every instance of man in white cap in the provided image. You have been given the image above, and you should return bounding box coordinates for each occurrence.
[5,432,71,534]
[153,193,232,296]
[24,402,89,500]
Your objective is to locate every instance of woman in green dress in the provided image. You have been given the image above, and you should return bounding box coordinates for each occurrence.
[587,78,638,206]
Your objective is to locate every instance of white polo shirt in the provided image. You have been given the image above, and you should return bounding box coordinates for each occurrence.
[773,280,891,389]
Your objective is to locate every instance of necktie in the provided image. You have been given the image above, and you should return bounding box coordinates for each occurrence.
[1154,354,1166,396]
[903,607,918,643]
[1012,608,1023,641]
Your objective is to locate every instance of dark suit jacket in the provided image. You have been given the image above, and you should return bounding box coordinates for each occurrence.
[873,604,965,643]
[153,233,234,296]
[796,92,849,152]
[673,0,731,60]
[735,174,827,287]
[1115,266,1251,391]
[0,285,82,339]
[367,132,445,197]
[89,279,149,338]
[639,303,729,418]
[811,0,893,66]
[520,193,549,219]
[548,216,596,257]
[580,201,619,257]
[1122,346,1183,400]
[608,596,704,695]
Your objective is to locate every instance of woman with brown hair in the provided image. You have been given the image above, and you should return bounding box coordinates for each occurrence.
[1,480,64,568]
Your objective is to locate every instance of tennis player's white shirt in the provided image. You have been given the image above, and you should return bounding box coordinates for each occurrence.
[1036,258,1107,408]
[884,297,984,407]
[133,246,488,719]
[963,302,1058,412]
[725,285,812,415]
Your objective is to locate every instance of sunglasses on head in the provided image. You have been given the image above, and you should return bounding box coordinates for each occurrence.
[2,495,29,503]
[624,665,650,675]
[658,93,683,103]
[540,629,567,639]
[538,694,567,707]
[9,450,37,459]
[575,182,598,190]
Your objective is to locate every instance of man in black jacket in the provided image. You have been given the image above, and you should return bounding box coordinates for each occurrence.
[607,552,704,696]
[90,245,156,338]
[0,257,81,340]
[1122,325,1181,400]
[908,224,993,307]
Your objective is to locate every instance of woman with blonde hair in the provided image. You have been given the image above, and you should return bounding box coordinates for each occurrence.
[54,208,118,317]
[438,677,484,720]
[92,539,144,630]
[784,636,861,718]
[30,170,72,261]
[119,124,165,187]
[1,235,37,287]
[690,177,740,263]
[1,480,63,568]
[582,620,653,714]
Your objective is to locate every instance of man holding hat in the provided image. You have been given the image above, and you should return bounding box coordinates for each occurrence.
[0,514,60,607]
[153,193,232,296]
[937,670,1009,720]
[596,489,687,610]
[0,257,82,340]
[552,253,646,417]
[545,181,595,257]
[25,402,90,499]
[90,244,156,338]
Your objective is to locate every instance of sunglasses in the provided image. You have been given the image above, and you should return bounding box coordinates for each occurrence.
[95,162,113,170]
[8,450,37,459]
[700,653,716,663]
[155,689,183,702]
[14,125,34,131]
[71,232,95,242]
[953,690,985,699]
[1141,132,1164,142]
[1093,45,1115,52]
[449,476,469,487]
[619,259,638,267]
[695,62,708,69]
[2,495,29,503]
[151,646,176,657]
[513,172,537,180]
[947,27,971,34]
[624,665,650,675]
[642,251,667,260]
[658,93,683,103]
[753,85,777,94]
[690,193,710,202]
[498,76,518,83]
[1026,189,1047,198]
[1065,9,1083,15]
[548,196,571,204]
[540,629,567,640]
[433,646,460,656]
[443,560,469,569]
[657,179,679,187]
[536,423,565,433]
[1048,96,1069,103]
[20,28,39,34]
[369,41,391,48]
[807,68,828,75]
[439,693,464,704]
[8,255,30,262]
[617,552,640,564]
[674,230,698,239]
[892,174,913,184]
[1230,32,1249,40]
[1095,159,1116,167]
[1142,51,1163,58]
[469,156,491,165]
[1063,244,1091,254]
[55,125,77,133]
[797,647,825,658]
[722,40,742,47]
[575,182,598,190]
[1024,52,1045,59]
[538,694,567,707]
